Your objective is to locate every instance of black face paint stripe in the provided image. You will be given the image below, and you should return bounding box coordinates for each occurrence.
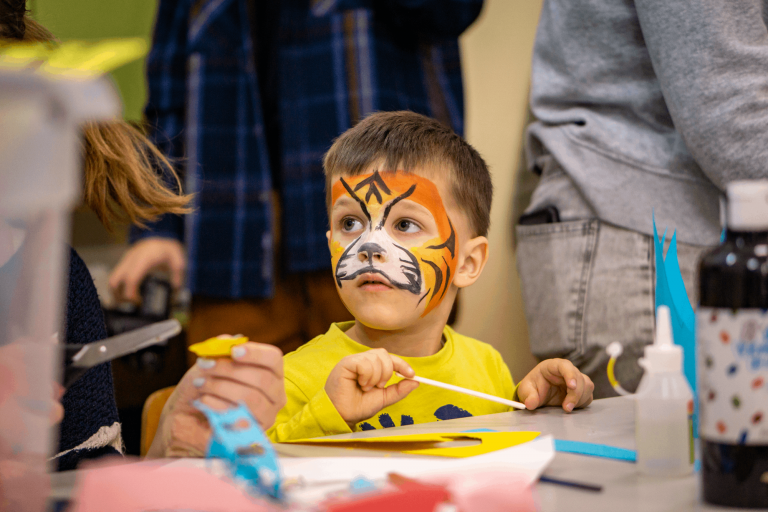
[355,171,392,204]
[340,177,371,223]
[377,184,417,230]
[426,218,456,259]
[439,256,450,300]
[421,258,443,303]
[334,235,362,287]
[417,289,431,306]
[365,185,383,204]
[337,267,421,294]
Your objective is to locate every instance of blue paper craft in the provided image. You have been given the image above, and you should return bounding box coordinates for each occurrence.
[194,400,282,500]
[653,216,696,393]
[553,439,636,462]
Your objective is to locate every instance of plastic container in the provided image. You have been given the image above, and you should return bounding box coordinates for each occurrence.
[0,69,118,511]
[635,306,695,476]
[698,180,768,508]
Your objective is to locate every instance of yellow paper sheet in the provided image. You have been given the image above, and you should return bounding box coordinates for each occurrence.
[188,335,249,357]
[0,39,148,77]
[283,431,540,458]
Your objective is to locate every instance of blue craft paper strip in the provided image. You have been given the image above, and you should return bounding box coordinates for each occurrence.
[652,217,697,393]
[461,428,498,433]
[554,439,637,462]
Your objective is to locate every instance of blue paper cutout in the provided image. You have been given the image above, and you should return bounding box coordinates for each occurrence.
[194,400,282,500]
[461,428,498,433]
[349,476,378,494]
[554,439,636,462]
[653,216,696,392]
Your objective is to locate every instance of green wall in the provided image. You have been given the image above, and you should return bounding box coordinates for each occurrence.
[29,0,158,121]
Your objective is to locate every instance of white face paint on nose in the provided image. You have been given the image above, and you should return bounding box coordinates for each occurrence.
[335,223,423,295]
[356,228,390,264]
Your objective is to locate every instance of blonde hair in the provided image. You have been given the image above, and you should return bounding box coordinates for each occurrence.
[1,2,191,230]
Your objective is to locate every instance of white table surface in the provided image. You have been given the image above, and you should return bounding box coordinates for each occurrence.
[310,396,742,512]
[52,397,744,511]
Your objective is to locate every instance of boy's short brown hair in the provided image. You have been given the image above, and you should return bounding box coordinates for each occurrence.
[323,111,493,237]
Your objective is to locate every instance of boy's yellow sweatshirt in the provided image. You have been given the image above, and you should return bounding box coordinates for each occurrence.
[267,322,518,442]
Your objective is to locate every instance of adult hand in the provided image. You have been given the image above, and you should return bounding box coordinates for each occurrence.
[146,343,285,459]
[325,348,419,428]
[109,238,186,303]
[517,358,594,412]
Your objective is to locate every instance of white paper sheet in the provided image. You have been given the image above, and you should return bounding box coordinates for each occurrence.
[277,434,554,485]
[162,435,554,505]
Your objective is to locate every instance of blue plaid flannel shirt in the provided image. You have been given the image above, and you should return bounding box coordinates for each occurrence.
[131,0,483,299]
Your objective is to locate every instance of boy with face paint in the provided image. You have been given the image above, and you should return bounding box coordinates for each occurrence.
[267,112,594,441]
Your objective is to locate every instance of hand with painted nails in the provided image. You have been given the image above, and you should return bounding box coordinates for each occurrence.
[325,348,420,429]
[146,342,286,458]
[516,359,594,413]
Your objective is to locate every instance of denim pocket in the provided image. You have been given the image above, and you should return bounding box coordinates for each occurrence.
[515,219,598,360]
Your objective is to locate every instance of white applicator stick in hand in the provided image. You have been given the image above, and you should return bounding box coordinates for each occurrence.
[395,372,527,410]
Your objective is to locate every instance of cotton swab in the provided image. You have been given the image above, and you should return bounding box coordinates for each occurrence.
[395,372,527,410]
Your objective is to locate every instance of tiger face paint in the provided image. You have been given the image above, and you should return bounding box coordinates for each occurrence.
[329,170,457,322]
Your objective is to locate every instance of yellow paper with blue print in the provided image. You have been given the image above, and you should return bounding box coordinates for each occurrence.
[283,431,540,458]
[0,38,148,77]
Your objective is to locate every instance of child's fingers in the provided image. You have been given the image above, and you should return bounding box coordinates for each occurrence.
[576,374,595,409]
[376,352,394,389]
[538,359,568,387]
[562,376,584,412]
[541,359,581,412]
[354,356,376,390]
[389,354,415,379]
[518,371,550,410]
[380,378,419,409]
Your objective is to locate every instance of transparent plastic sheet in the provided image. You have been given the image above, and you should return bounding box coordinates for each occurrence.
[0,211,67,512]
[0,64,120,511]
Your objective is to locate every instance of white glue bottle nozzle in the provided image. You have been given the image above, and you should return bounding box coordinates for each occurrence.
[640,306,683,373]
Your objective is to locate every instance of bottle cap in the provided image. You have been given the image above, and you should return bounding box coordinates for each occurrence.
[727,180,768,231]
[642,306,683,373]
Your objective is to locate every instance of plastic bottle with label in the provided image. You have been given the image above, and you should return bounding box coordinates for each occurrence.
[635,305,695,476]
[698,180,768,508]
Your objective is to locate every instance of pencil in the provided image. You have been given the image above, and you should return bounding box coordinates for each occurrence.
[539,475,603,492]
[395,372,527,410]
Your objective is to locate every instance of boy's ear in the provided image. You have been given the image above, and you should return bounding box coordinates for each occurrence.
[452,236,489,288]
[326,230,330,241]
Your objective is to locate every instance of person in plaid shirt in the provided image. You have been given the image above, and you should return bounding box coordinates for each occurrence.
[110,0,483,360]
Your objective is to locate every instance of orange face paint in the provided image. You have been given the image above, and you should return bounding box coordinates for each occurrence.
[330,170,457,316]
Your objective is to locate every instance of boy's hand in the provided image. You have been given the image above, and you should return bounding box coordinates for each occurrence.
[517,359,594,412]
[325,348,420,428]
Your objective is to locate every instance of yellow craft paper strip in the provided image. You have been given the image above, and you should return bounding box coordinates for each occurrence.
[0,38,148,77]
[188,336,249,357]
[283,431,540,458]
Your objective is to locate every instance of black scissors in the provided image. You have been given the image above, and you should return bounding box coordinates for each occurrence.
[62,319,181,388]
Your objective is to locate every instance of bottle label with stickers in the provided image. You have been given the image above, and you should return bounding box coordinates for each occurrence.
[698,307,768,444]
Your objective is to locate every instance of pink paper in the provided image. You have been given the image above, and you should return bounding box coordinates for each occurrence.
[426,470,536,512]
[71,460,275,512]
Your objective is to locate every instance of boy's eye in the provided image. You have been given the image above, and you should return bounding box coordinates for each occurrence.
[394,219,421,234]
[341,217,363,233]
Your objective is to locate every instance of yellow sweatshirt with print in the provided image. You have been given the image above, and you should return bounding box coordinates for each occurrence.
[266,322,518,442]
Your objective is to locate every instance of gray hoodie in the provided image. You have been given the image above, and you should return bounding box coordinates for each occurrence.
[526,0,768,245]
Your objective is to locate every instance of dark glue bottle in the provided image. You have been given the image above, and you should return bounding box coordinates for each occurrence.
[698,180,768,508]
